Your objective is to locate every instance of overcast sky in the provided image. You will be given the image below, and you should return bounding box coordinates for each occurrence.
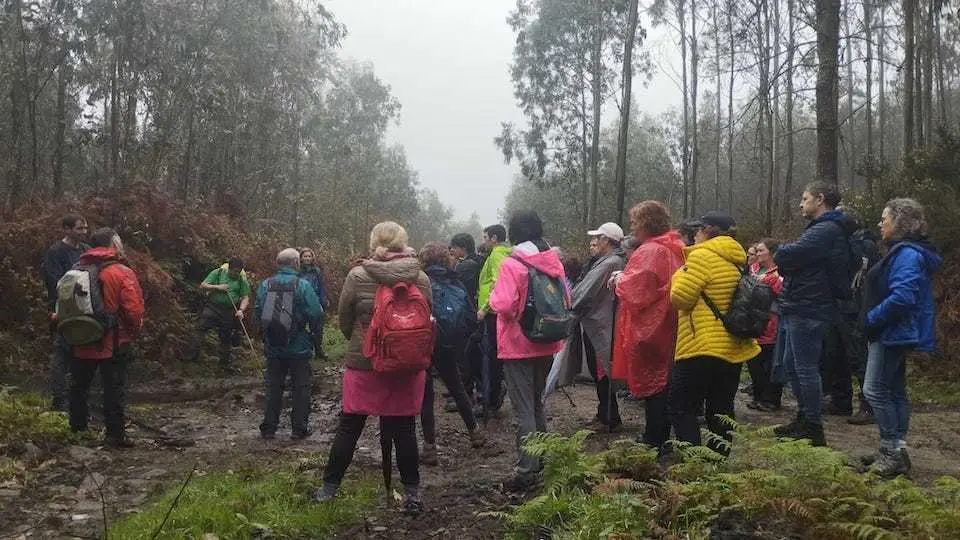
[329,0,682,225]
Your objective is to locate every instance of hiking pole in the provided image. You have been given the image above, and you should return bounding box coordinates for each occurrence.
[228,295,262,369]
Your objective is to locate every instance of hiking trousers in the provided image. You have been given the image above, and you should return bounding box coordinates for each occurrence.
[583,334,621,427]
[323,414,419,487]
[260,353,312,436]
[669,356,741,456]
[51,335,71,409]
[69,346,131,440]
[421,353,477,445]
[191,304,237,366]
[503,356,551,475]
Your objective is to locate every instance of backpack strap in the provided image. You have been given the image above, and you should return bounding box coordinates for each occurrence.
[698,259,745,321]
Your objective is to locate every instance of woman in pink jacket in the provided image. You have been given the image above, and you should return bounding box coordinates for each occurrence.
[489,210,569,492]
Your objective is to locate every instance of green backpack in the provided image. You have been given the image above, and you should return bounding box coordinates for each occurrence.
[511,255,574,344]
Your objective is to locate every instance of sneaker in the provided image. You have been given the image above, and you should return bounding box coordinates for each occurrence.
[870,448,911,478]
[312,483,339,503]
[502,472,541,493]
[847,404,876,425]
[469,429,487,448]
[824,400,853,417]
[401,485,424,515]
[774,416,804,439]
[420,444,439,466]
[291,427,314,440]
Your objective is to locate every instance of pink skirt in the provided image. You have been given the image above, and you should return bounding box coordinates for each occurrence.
[341,368,426,417]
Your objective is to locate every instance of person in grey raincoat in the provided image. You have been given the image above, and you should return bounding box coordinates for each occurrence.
[571,222,627,429]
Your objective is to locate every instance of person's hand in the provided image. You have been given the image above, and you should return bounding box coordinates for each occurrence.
[235,310,245,319]
[477,309,487,321]
[607,271,623,290]
[217,284,230,292]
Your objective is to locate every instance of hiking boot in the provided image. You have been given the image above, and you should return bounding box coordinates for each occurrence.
[862,448,911,470]
[291,427,314,440]
[870,448,911,478]
[847,403,876,425]
[774,415,804,439]
[401,485,424,515]
[468,429,487,448]
[420,444,439,466]
[312,482,339,503]
[824,400,853,417]
[801,422,827,447]
[502,472,541,493]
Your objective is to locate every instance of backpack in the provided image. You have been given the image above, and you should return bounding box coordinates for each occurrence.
[362,282,434,373]
[701,262,774,339]
[849,229,880,302]
[431,280,473,356]
[260,277,300,347]
[55,262,117,346]
[512,255,574,344]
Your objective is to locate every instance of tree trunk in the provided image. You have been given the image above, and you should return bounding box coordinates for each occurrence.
[726,0,735,214]
[815,0,841,183]
[903,0,916,155]
[292,112,302,244]
[759,0,774,231]
[770,0,780,230]
[863,0,874,196]
[679,0,690,217]
[923,0,934,142]
[110,42,122,187]
[53,60,68,199]
[587,0,602,226]
[179,101,196,200]
[936,12,948,130]
[915,38,924,147]
[878,1,886,160]
[714,0,722,209]
[7,0,28,209]
[690,0,700,214]
[783,0,796,221]
[614,0,639,223]
[844,0,855,189]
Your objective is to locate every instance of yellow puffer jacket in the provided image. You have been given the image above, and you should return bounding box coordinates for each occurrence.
[670,235,760,363]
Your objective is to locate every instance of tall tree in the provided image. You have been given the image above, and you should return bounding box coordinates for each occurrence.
[904,0,917,154]
[614,0,641,222]
[815,0,842,183]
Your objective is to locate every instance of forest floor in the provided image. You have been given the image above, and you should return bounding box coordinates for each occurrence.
[4,359,960,540]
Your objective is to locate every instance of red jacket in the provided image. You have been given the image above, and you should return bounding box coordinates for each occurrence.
[749,262,784,345]
[612,231,685,398]
[72,248,146,360]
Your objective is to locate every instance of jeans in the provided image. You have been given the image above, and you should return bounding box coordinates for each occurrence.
[778,314,829,424]
[863,342,910,449]
[421,352,477,445]
[51,335,71,408]
[668,356,742,456]
[323,414,419,487]
[747,344,783,406]
[260,353,312,436]
[822,312,867,408]
[190,304,237,365]
[69,346,131,440]
[583,334,620,426]
[502,356,551,475]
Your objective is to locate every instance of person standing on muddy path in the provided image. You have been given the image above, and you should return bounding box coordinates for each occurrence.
[188,257,251,373]
[489,210,569,492]
[257,248,324,440]
[68,228,145,448]
[297,248,330,360]
[571,222,626,431]
[43,214,89,411]
[861,199,940,477]
[315,221,431,515]
[448,233,484,411]
[476,224,512,419]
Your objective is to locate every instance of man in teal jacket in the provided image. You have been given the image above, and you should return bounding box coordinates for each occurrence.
[256,248,324,440]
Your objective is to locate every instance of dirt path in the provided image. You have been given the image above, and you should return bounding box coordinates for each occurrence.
[5,370,960,539]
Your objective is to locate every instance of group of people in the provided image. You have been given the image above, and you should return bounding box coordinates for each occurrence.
[42,179,940,516]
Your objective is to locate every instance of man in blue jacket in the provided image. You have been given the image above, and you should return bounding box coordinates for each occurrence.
[257,248,324,440]
[773,181,853,446]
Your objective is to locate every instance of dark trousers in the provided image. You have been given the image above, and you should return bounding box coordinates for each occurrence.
[69,346,130,440]
[642,390,671,450]
[190,304,236,365]
[583,334,620,426]
[462,331,483,397]
[822,313,867,409]
[323,414,419,487]
[51,335,71,408]
[310,317,326,358]
[669,356,742,456]
[747,344,783,406]
[421,353,477,445]
[260,353,312,436]
[481,314,504,410]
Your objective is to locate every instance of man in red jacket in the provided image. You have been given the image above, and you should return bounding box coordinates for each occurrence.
[69,228,145,448]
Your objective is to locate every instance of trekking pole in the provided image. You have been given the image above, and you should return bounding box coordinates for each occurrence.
[228,295,262,368]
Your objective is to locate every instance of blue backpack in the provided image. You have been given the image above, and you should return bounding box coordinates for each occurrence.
[431,280,473,356]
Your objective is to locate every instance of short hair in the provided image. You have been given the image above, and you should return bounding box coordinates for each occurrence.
[62,214,86,229]
[89,227,117,248]
[483,224,507,243]
[805,180,842,208]
[419,242,452,268]
[629,201,671,238]
[885,198,928,241]
[370,221,409,258]
[757,238,780,253]
[450,233,476,254]
[507,210,544,245]
[276,248,300,266]
[228,256,245,270]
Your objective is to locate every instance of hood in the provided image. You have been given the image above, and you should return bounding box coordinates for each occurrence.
[897,240,943,275]
[510,246,565,279]
[425,264,457,282]
[78,247,122,265]
[809,209,849,230]
[687,235,747,266]
[490,244,512,258]
[362,254,421,285]
[645,230,685,260]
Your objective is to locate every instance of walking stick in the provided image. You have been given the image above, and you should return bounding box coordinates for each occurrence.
[228,294,262,368]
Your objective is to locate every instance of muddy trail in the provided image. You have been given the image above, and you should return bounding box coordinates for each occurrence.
[5,365,960,539]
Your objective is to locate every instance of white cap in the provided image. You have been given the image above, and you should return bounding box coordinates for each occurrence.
[587,222,624,242]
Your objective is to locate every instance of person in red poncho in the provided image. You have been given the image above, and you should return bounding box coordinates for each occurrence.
[609,201,685,453]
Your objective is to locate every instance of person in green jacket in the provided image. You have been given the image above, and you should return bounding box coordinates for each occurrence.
[256,248,324,439]
[189,257,251,372]
[475,224,512,417]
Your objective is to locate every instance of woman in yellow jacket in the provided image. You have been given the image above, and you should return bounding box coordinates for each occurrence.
[669,211,760,455]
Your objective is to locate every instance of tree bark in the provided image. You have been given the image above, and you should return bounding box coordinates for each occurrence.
[922,0,934,142]
[614,0,639,223]
[783,0,796,221]
[53,61,68,199]
[844,0,855,189]
[679,0,690,217]
[110,41,122,187]
[878,1,887,160]
[726,0,735,214]
[7,0,28,209]
[587,0,602,226]
[714,0,721,209]
[815,0,841,183]
[690,0,700,214]
[935,11,948,130]
[863,0,875,196]
[903,0,916,155]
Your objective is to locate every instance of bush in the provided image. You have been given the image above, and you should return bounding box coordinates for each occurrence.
[0,388,83,457]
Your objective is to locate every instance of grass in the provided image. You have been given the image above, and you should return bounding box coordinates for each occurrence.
[0,387,82,451]
[109,466,378,539]
[909,363,960,407]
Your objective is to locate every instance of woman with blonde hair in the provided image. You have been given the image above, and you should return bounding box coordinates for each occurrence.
[315,222,432,514]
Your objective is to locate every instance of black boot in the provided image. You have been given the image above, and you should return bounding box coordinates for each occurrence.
[774,414,804,439]
[847,401,876,425]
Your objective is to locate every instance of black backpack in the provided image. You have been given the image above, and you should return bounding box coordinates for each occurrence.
[849,229,880,302]
[260,278,300,347]
[701,263,774,339]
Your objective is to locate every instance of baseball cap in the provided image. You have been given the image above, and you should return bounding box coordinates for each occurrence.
[688,211,736,231]
[587,222,625,242]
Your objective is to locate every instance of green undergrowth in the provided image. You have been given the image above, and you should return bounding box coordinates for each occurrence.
[109,464,377,539]
[0,387,82,452]
[499,424,960,539]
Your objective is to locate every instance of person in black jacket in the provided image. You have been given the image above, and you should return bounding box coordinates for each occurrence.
[43,214,89,410]
[773,181,853,447]
[449,233,485,411]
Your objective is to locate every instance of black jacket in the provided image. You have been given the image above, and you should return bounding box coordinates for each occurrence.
[454,253,484,304]
[43,240,89,309]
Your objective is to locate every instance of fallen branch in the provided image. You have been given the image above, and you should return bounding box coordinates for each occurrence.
[150,463,198,540]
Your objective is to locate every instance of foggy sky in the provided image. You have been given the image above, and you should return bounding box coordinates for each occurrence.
[329,0,681,226]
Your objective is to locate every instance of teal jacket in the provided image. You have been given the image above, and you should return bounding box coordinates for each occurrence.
[255,266,324,360]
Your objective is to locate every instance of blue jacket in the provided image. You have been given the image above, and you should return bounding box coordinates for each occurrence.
[774,210,855,321]
[255,266,324,359]
[865,241,941,352]
[298,265,329,310]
